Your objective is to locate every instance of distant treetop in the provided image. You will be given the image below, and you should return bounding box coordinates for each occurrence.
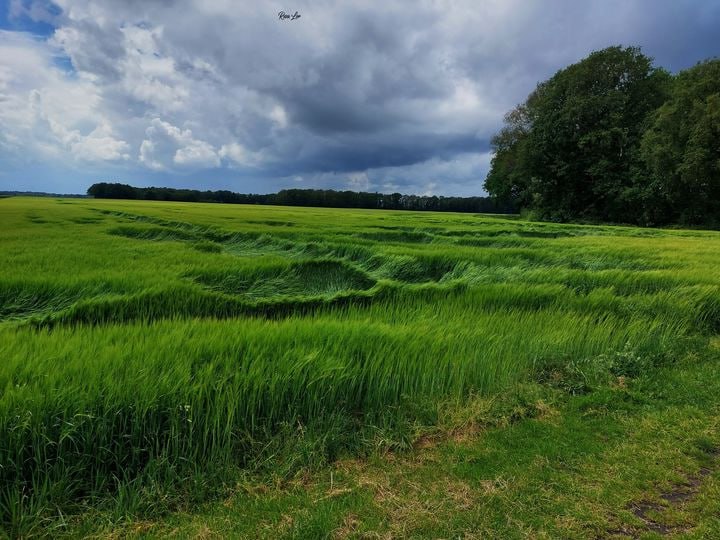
[86,182,516,214]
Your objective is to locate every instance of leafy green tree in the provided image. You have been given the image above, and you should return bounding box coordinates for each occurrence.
[486,46,671,222]
[640,59,720,225]
[87,182,138,199]
[484,100,536,207]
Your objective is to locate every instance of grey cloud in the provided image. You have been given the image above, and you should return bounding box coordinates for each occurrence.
[52,21,125,79]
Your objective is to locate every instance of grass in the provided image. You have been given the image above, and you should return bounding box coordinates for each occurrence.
[94,346,720,539]
[1,196,720,538]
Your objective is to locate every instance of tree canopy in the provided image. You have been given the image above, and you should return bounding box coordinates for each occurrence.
[87,183,515,214]
[485,46,719,226]
[640,59,720,225]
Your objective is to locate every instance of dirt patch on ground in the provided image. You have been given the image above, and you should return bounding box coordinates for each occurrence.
[609,448,718,538]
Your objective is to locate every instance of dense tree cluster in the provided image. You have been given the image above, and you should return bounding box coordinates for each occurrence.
[87,183,515,214]
[0,191,87,198]
[485,46,720,226]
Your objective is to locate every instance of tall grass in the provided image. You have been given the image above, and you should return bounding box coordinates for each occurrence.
[1,196,719,535]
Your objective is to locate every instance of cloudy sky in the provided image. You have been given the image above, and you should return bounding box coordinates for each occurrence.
[1,0,718,196]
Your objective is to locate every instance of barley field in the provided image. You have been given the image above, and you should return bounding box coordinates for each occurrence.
[1,196,720,536]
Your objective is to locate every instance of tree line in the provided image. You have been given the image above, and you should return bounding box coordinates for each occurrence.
[87,183,516,214]
[485,46,720,226]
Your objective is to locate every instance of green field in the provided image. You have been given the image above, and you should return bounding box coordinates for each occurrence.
[2,197,720,538]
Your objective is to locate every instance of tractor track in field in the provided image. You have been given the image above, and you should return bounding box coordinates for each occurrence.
[606,447,719,538]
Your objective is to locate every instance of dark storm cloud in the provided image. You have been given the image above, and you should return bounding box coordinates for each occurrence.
[1,0,719,194]
[280,134,488,177]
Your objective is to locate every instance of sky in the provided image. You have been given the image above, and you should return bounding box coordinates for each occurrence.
[0,1,718,196]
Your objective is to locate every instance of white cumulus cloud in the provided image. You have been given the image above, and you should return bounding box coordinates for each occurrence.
[139,118,219,170]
